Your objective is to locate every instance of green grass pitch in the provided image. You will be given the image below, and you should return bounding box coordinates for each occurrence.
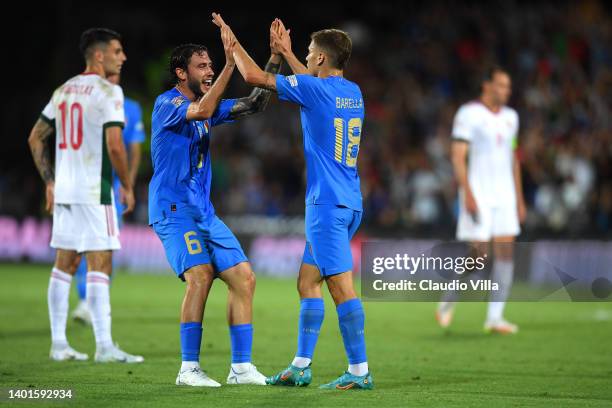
[1,264,611,407]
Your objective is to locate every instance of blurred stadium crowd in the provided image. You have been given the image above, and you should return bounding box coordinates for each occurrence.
[5,1,612,238]
[209,1,612,238]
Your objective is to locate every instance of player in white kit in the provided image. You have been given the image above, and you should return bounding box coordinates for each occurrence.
[436,67,526,334]
[28,28,143,362]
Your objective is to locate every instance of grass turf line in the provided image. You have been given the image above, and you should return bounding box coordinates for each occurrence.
[1,264,611,407]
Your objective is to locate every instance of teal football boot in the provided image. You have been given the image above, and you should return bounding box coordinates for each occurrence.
[319,371,374,390]
[266,364,312,386]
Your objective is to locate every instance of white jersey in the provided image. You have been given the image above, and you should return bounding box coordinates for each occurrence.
[41,73,124,205]
[452,101,519,207]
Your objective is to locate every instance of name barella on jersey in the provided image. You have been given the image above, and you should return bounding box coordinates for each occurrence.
[452,101,519,207]
[148,88,235,225]
[40,73,125,205]
[275,74,364,211]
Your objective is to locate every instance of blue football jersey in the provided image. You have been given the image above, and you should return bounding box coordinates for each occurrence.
[148,87,234,225]
[113,96,146,190]
[123,97,146,145]
[275,74,364,211]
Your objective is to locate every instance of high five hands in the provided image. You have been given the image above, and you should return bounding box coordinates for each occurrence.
[212,12,291,58]
[211,13,236,65]
[270,18,291,56]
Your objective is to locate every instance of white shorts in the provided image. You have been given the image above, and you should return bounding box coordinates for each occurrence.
[456,203,520,242]
[50,201,121,253]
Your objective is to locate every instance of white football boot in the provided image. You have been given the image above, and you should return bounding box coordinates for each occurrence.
[484,318,519,335]
[71,300,92,325]
[226,363,267,385]
[436,301,455,329]
[176,367,222,387]
[50,344,89,361]
[95,344,144,363]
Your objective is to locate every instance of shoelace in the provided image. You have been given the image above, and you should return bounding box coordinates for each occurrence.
[190,367,213,377]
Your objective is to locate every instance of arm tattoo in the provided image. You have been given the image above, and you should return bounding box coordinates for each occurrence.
[30,119,55,183]
[229,59,281,119]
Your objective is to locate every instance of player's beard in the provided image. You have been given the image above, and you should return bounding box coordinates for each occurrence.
[187,76,204,99]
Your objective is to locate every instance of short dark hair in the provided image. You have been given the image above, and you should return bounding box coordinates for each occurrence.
[483,65,509,82]
[310,29,352,70]
[79,28,121,59]
[169,44,209,83]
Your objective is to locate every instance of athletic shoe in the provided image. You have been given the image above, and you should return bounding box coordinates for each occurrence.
[226,363,267,385]
[484,318,518,334]
[95,344,144,363]
[71,300,92,325]
[176,367,221,387]
[50,344,88,361]
[266,364,312,386]
[436,301,455,329]
[319,371,374,390]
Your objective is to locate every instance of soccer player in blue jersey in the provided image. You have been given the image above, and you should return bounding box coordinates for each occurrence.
[149,23,282,387]
[212,13,373,390]
[71,73,146,325]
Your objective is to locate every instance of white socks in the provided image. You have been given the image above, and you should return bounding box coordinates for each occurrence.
[293,357,369,376]
[87,271,113,351]
[291,357,311,368]
[48,268,72,347]
[231,362,251,373]
[348,362,369,376]
[487,260,514,322]
[293,357,368,376]
[181,361,200,372]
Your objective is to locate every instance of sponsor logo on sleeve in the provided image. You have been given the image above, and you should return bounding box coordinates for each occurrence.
[287,75,298,87]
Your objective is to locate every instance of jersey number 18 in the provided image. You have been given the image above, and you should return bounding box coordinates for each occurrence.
[333,117,362,167]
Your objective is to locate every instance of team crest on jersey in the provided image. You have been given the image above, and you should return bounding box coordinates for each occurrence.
[203,120,209,134]
[114,100,122,110]
[171,96,185,107]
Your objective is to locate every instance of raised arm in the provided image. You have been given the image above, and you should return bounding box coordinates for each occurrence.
[228,56,282,119]
[28,118,55,213]
[212,12,277,92]
[272,18,308,75]
[187,24,236,120]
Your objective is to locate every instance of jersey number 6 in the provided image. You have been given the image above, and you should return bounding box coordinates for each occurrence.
[183,231,203,255]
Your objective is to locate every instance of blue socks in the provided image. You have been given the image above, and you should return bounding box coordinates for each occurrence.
[181,322,253,366]
[229,324,253,363]
[296,298,325,359]
[75,257,87,300]
[337,298,367,365]
[180,322,202,362]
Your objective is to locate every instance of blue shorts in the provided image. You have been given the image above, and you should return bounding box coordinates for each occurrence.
[152,214,248,280]
[302,204,362,277]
